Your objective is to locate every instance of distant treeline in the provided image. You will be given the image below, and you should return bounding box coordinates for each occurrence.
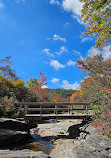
[50,89,77,101]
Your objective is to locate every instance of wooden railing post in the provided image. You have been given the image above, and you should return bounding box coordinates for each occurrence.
[86,105,88,115]
[68,105,70,114]
[90,102,93,115]
[86,104,89,120]
[40,103,42,120]
[71,104,73,115]
[55,103,58,121]
[23,101,25,119]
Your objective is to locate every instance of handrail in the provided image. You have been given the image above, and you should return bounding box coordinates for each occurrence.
[15,102,97,121]
[14,102,92,106]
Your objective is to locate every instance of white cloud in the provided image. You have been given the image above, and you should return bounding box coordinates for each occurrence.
[80,55,84,61]
[102,45,111,60]
[71,14,84,25]
[87,45,111,60]
[42,85,48,89]
[50,0,84,25]
[50,0,60,5]
[0,1,4,8]
[43,48,55,57]
[56,46,68,56]
[88,47,101,58]
[51,78,60,83]
[43,46,67,57]
[73,50,81,55]
[61,80,80,90]
[73,50,84,60]
[48,34,66,42]
[81,37,93,43]
[50,60,65,70]
[62,0,83,16]
[67,60,76,66]
[53,34,66,42]
[62,0,84,25]
[64,22,70,27]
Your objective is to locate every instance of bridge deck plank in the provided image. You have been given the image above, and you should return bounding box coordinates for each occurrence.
[25,113,93,121]
[25,114,92,117]
[19,108,92,111]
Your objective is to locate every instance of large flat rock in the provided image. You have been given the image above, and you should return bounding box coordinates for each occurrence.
[0,149,50,158]
[73,135,111,158]
[0,118,37,147]
[0,129,29,147]
[0,118,37,132]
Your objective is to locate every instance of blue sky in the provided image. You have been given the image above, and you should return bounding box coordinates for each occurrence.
[0,0,110,90]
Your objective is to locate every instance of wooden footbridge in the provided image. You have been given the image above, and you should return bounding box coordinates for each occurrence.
[15,102,96,122]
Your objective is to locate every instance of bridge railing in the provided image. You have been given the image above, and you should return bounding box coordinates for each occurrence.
[14,102,96,119]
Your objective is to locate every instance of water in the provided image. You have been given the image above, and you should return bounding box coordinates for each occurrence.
[29,126,55,155]
[26,119,60,154]
[35,119,57,124]
[27,119,57,154]
[23,119,55,154]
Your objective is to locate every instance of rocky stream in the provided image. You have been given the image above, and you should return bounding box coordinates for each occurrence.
[0,118,111,158]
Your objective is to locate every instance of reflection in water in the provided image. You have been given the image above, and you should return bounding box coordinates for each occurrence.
[28,140,53,155]
[28,119,55,154]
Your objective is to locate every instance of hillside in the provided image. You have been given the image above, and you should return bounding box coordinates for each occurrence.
[49,89,78,101]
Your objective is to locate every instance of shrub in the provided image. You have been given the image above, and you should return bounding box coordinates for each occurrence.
[90,110,111,138]
[0,96,20,118]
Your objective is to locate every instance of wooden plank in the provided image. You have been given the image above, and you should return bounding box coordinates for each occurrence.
[25,114,92,117]
[25,114,93,120]
[73,108,93,110]
[15,102,56,106]
[15,102,91,106]
[19,108,93,112]
[25,113,92,117]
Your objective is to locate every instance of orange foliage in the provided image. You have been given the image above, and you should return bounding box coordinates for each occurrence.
[70,91,81,102]
[54,93,66,102]
[33,72,50,102]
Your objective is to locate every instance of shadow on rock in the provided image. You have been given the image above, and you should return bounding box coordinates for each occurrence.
[0,118,37,149]
[68,120,90,139]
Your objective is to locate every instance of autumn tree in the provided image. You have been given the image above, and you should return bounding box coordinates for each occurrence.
[77,54,111,137]
[70,91,81,102]
[13,79,28,102]
[27,72,50,102]
[0,56,17,79]
[0,56,18,99]
[77,54,111,107]
[26,78,37,88]
[81,0,111,48]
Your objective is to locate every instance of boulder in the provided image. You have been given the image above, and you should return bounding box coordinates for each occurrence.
[0,118,37,148]
[0,129,30,147]
[73,135,111,158]
[80,124,96,135]
[0,149,50,158]
[0,118,37,132]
